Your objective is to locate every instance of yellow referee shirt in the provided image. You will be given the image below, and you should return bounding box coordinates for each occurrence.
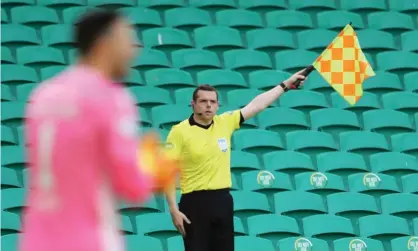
[165,110,243,194]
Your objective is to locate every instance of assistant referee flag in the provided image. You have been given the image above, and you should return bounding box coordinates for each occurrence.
[313,24,375,105]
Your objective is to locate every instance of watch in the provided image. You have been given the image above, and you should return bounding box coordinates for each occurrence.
[280,82,289,92]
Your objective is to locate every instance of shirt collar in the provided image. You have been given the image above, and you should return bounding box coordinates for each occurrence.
[188,114,213,130]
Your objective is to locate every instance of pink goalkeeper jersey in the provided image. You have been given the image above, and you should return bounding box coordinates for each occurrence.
[19,65,153,251]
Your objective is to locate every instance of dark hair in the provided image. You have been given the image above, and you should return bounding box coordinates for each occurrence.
[192,84,218,101]
[74,9,120,56]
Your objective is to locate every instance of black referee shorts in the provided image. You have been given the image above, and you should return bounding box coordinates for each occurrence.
[179,188,234,251]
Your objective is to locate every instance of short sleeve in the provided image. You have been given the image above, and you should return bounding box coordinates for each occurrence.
[218,110,244,133]
[165,126,183,161]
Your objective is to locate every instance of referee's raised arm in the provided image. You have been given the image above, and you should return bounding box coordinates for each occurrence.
[164,73,306,251]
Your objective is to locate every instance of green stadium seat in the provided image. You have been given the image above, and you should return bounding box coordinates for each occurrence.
[174,88,196,105]
[224,49,272,71]
[317,11,364,30]
[303,215,355,241]
[232,129,284,154]
[370,152,418,178]
[1,211,21,235]
[68,48,78,64]
[119,194,160,216]
[16,84,36,102]
[280,90,329,113]
[231,191,271,219]
[348,173,401,197]
[301,70,334,94]
[263,151,315,176]
[310,108,360,135]
[119,7,162,29]
[17,125,25,146]
[172,48,221,70]
[391,236,418,251]
[341,0,387,12]
[151,105,191,129]
[2,102,26,127]
[2,85,14,101]
[41,24,74,48]
[1,8,9,23]
[231,174,240,191]
[129,86,172,109]
[362,71,402,95]
[389,0,418,13]
[258,107,309,135]
[11,6,59,26]
[2,47,14,64]
[415,113,418,130]
[195,26,244,52]
[41,66,66,81]
[1,24,40,46]
[405,72,418,92]
[138,0,185,10]
[295,172,345,196]
[135,213,177,239]
[247,214,300,244]
[197,69,247,93]
[327,192,379,220]
[189,0,236,11]
[275,50,318,72]
[165,7,211,30]
[381,193,418,220]
[1,188,26,214]
[2,167,20,189]
[133,49,170,70]
[2,145,26,170]
[286,131,337,154]
[316,152,368,176]
[125,236,163,251]
[123,69,143,86]
[357,30,396,52]
[363,110,414,136]
[359,215,410,239]
[1,234,19,251]
[22,168,29,187]
[63,7,98,24]
[382,92,418,114]
[274,191,327,218]
[17,46,65,67]
[227,89,263,108]
[242,170,292,194]
[278,237,330,251]
[401,31,418,52]
[145,68,194,90]
[415,219,418,234]
[339,131,389,155]
[288,0,336,11]
[138,107,152,128]
[234,216,246,235]
[215,9,263,30]
[331,92,381,115]
[297,30,338,52]
[246,29,295,52]
[238,0,286,12]
[248,70,291,91]
[38,0,84,7]
[266,10,313,30]
[87,0,134,8]
[142,28,193,50]
[162,190,181,212]
[218,106,258,129]
[120,215,134,234]
[392,133,418,155]
[368,12,415,32]
[377,51,418,72]
[334,238,384,251]
[231,151,260,174]
[1,0,34,7]
[235,236,275,251]
[1,125,15,145]
[167,236,183,251]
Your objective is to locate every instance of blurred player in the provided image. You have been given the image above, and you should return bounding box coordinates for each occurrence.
[19,10,156,251]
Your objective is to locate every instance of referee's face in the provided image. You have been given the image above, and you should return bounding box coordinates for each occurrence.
[193,90,219,121]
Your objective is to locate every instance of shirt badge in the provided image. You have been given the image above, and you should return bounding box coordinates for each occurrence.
[217,138,228,152]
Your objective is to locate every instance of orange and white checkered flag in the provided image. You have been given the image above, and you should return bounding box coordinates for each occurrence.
[312,24,375,105]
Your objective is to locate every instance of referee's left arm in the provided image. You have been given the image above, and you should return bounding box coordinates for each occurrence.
[241,69,307,120]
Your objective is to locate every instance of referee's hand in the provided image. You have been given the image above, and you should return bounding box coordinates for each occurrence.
[170,208,191,236]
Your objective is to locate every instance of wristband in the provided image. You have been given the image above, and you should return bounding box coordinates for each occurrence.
[280,82,289,92]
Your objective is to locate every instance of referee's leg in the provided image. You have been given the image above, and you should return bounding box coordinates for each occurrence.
[210,190,234,251]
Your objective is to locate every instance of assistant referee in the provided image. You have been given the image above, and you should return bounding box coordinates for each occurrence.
[164,70,307,251]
